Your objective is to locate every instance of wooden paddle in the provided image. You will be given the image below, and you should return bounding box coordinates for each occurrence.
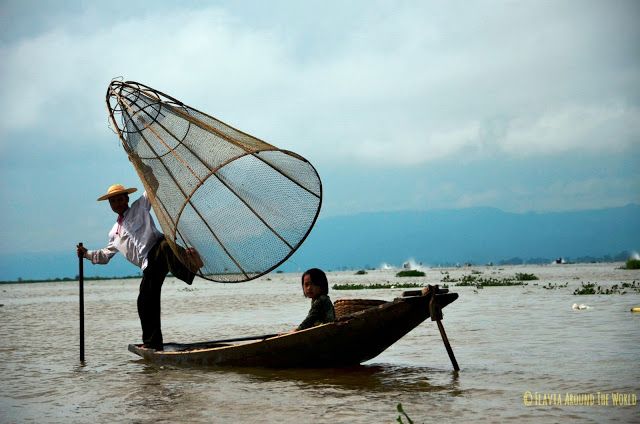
[164,333,279,350]
[77,242,85,362]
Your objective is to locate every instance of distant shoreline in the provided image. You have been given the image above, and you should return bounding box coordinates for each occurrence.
[0,274,142,285]
[1,259,634,284]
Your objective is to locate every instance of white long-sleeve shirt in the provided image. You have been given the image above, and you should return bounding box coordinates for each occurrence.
[85,192,164,270]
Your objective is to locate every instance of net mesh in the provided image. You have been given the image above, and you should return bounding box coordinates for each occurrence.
[106,80,322,282]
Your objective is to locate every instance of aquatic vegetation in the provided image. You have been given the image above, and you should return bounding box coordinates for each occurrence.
[440,272,458,283]
[622,281,640,291]
[625,259,640,269]
[573,281,640,295]
[396,270,426,277]
[455,274,527,288]
[458,274,478,285]
[333,282,423,290]
[396,403,414,424]
[574,282,597,295]
[515,272,539,281]
[441,272,537,287]
[542,282,569,290]
[178,287,197,292]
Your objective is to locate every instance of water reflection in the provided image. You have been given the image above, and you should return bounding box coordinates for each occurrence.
[132,359,462,396]
[122,362,206,422]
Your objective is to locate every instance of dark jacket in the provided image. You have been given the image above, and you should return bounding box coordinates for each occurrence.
[297,295,335,330]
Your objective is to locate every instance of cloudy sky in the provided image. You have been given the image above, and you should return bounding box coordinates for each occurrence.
[1,0,639,255]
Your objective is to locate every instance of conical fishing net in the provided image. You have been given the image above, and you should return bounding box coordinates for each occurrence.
[106,80,322,282]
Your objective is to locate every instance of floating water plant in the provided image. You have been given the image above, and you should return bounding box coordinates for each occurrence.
[440,272,458,283]
[396,270,426,277]
[574,282,597,295]
[573,281,640,295]
[455,275,527,288]
[622,281,640,292]
[542,282,569,290]
[625,259,640,270]
[396,403,414,424]
[515,272,539,281]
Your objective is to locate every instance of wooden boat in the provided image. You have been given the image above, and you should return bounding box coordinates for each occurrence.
[128,287,458,368]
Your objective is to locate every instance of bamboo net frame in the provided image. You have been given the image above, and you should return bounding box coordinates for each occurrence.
[106,80,322,282]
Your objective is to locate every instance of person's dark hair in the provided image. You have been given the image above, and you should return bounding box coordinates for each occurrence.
[301,268,329,296]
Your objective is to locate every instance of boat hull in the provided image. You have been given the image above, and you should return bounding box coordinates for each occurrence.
[128,292,458,368]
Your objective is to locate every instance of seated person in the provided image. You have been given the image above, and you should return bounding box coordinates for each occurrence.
[296,268,336,331]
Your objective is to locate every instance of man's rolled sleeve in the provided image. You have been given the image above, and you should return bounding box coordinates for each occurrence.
[87,243,118,264]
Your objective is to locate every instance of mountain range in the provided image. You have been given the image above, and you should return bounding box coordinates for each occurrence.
[285,203,640,271]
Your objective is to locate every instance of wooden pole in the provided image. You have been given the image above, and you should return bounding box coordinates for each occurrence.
[436,320,459,371]
[77,242,85,363]
[429,292,459,371]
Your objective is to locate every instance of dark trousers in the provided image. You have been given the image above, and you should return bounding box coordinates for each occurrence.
[137,239,195,349]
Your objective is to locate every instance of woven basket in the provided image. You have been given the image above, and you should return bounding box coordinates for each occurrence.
[334,298,387,319]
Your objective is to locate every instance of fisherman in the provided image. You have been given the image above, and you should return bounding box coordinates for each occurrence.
[77,183,203,351]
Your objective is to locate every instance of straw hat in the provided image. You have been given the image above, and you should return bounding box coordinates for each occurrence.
[97,184,137,201]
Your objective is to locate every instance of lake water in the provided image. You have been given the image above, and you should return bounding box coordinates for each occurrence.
[1,263,638,423]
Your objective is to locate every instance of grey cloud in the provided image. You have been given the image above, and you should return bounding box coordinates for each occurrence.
[2,2,639,165]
